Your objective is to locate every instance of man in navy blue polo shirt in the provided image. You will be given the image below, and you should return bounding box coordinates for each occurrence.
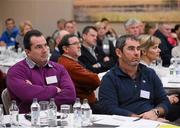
[98,34,170,121]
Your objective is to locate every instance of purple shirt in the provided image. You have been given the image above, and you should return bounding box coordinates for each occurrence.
[7,58,76,113]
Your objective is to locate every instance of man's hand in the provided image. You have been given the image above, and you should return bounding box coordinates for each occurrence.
[56,87,61,93]
[168,94,179,104]
[103,56,110,62]
[25,80,32,85]
[92,63,101,68]
[129,113,141,118]
[139,110,158,121]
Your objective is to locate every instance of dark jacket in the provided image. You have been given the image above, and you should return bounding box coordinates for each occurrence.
[154,30,173,67]
[78,45,109,74]
[96,37,117,68]
[98,64,170,116]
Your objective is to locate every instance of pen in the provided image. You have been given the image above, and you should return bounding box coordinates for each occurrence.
[133,117,142,121]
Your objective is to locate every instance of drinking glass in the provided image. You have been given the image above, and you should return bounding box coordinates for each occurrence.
[39,101,49,126]
[60,104,70,126]
[0,104,4,126]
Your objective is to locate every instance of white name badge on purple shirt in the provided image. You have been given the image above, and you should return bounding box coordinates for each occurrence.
[46,76,58,84]
[140,90,150,99]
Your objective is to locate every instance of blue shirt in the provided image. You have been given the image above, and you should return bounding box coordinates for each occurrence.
[98,63,170,116]
[0,26,19,46]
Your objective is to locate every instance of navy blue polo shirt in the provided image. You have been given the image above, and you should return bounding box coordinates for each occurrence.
[98,63,170,116]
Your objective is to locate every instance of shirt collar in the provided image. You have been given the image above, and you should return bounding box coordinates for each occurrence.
[82,43,95,51]
[140,60,149,67]
[25,57,53,69]
[114,63,143,78]
[62,54,78,62]
[55,47,59,52]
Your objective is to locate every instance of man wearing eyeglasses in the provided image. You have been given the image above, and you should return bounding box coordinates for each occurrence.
[7,30,76,113]
[58,34,100,113]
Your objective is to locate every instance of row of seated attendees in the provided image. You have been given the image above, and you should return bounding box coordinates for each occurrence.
[0,17,180,124]
[0,17,179,69]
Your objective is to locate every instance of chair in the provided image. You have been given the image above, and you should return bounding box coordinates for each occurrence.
[1,88,11,114]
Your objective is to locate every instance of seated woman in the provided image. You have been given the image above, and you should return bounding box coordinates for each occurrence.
[16,20,33,50]
[138,34,180,122]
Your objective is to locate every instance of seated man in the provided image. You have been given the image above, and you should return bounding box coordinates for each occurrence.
[124,18,141,37]
[50,30,69,62]
[7,30,76,113]
[58,34,100,112]
[0,18,19,47]
[79,26,109,74]
[98,34,170,121]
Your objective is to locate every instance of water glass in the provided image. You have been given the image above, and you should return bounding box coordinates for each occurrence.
[156,58,162,67]
[60,104,70,126]
[39,101,49,126]
[0,104,4,126]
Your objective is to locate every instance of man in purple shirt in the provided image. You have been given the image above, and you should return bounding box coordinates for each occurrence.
[7,30,76,113]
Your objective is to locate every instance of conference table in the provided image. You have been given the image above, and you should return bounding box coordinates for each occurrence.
[0,49,25,74]
[153,66,180,94]
[1,113,178,128]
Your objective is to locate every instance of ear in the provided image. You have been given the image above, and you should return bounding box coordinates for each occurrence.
[62,46,69,53]
[82,34,86,40]
[115,48,122,58]
[25,49,30,56]
[142,50,146,55]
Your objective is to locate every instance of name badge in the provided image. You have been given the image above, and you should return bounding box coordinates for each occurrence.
[46,76,58,84]
[140,90,150,99]
[10,37,15,42]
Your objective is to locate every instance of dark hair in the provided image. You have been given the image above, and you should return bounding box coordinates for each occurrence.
[116,34,137,51]
[174,24,180,31]
[5,18,15,25]
[82,26,97,35]
[144,22,156,34]
[58,34,77,54]
[101,17,109,22]
[23,29,43,50]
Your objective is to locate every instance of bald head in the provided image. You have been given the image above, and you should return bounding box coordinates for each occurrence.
[59,30,69,39]
[55,30,69,45]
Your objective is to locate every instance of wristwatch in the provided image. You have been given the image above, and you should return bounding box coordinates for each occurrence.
[153,109,160,117]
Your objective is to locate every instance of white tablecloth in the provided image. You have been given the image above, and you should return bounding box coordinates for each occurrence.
[2,113,170,128]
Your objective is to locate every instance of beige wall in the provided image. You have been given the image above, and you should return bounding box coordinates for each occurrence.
[0,0,74,37]
[0,0,125,37]
[0,2,3,34]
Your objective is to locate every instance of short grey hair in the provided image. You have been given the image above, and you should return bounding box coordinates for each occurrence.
[124,18,141,28]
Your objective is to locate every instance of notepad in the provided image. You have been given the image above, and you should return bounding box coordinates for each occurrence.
[160,124,180,128]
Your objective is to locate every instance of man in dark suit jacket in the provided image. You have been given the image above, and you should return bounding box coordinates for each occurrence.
[78,26,109,74]
[154,23,173,67]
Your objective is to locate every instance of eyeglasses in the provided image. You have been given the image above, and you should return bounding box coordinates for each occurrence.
[68,42,81,46]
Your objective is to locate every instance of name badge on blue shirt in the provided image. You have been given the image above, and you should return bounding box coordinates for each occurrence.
[140,90,150,99]
[46,76,58,84]
[10,37,15,42]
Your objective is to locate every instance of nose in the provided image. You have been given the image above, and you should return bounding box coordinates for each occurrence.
[77,43,81,48]
[134,48,140,54]
[42,45,48,52]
